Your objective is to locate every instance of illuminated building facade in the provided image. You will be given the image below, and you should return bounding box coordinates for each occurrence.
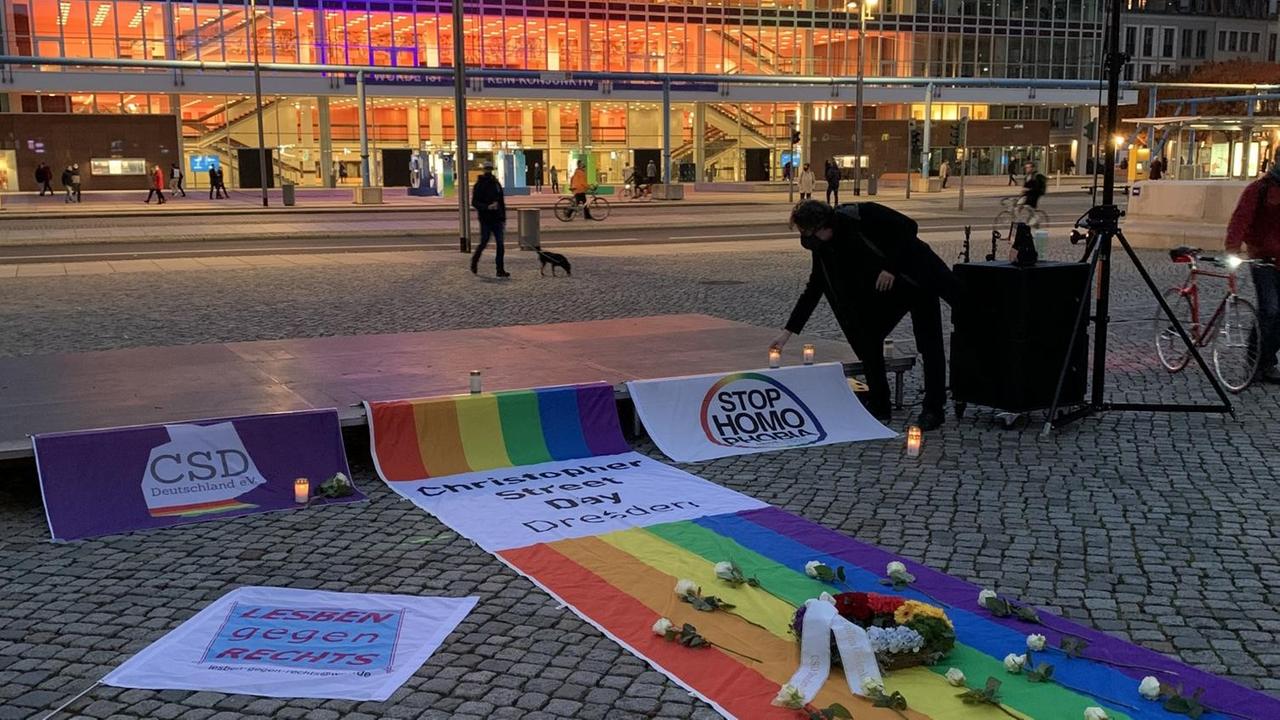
[0,0,1112,190]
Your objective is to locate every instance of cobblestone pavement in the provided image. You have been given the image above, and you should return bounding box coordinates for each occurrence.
[1,236,1278,720]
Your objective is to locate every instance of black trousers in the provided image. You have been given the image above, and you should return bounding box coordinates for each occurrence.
[40,180,53,195]
[472,220,505,272]
[145,188,166,203]
[842,289,947,418]
[826,185,839,205]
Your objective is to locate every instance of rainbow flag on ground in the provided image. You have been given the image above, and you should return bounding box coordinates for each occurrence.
[367,381,1279,720]
[502,509,1278,720]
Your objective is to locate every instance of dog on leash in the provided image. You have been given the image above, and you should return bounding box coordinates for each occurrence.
[536,248,572,277]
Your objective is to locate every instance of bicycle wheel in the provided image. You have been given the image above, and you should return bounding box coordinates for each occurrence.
[1030,208,1049,228]
[553,197,575,222]
[992,210,1015,237]
[1153,287,1196,372]
[1211,296,1260,392]
[589,196,611,221]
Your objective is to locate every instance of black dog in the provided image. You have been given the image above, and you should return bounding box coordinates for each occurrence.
[537,249,572,276]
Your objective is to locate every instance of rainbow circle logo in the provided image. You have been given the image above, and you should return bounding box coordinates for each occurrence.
[699,372,827,449]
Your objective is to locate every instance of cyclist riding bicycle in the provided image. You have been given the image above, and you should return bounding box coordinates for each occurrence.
[570,160,592,219]
[1021,161,1047,209]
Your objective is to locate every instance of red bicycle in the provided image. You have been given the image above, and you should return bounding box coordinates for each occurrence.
[1153,247,1262,392]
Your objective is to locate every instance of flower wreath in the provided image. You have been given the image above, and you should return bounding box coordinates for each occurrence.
[792,592,956,671]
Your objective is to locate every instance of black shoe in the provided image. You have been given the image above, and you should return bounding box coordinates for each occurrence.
[917,409,945,431]
[496,270,511,278]
[470,257,479,275]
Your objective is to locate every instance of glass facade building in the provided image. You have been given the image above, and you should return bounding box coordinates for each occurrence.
[0,0,1108,189]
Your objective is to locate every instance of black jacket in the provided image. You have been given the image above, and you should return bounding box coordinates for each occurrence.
[825,164,841,188]
[785,203,957,335]
[471,173,506,224]
[61,169,73,187]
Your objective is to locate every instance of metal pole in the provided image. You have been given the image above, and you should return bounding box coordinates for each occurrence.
[853,2,866,196]
[921,82,933,186]
[249,0,269,207]
[1091,0,1123,409]
[452,0,470,253]
[958,110,967,211]
[357,71,370,187]
[662,77,671,185]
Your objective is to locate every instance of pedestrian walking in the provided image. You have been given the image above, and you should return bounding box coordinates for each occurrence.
[940,160,951,189]
[824,160,841,205]
[1149,156,1165,181]
[549,165,560,193]
[1021,161,1047,209]
[209,166,223,198]
[783,160,793,182]
[534,161,544,192]
[170,162,186,197]
[1008,157,1020,185]
[469,161,509,278]
[61,165,74,203]
[646,159,658,185]
[1225,163,1280,382]
[797,162,815,200]
[70,163,82,203]
[773,200,958,429]
[35,162,53,196]
[146,164,167,204]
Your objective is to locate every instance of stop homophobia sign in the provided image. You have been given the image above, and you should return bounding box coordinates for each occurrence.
[627,363,895,463]
[104,587,477,701]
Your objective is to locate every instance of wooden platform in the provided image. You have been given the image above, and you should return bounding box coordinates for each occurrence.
[0,314,915,460]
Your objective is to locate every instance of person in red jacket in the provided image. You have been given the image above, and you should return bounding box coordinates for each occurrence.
[1225,164,1280,381]
[145,164,166,204]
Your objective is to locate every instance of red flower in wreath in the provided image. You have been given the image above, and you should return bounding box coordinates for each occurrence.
[833,592,874,623]
[866,593,907,616]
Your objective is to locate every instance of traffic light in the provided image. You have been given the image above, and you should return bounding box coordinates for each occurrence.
[950,118,968,148]
[790,129,801,145]
[950,122,962,147]
[908,120,922,155]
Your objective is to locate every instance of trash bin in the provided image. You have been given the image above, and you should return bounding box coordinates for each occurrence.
[867,175,878,196]
[282,182,296,206]
[518,208,540,250]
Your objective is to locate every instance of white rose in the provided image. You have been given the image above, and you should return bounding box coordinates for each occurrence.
[944,667,966,687]
[675,579,699,597]
[860,676,884,694]
[818,592,837,604]
[1026,633,1047,652]
[805,561,823,578]
[1138,676,1161,700]
[714,561,735,580]
[979,589,998,606]
[1083,707,1109,720]
[652,618,674,637]
[1003,653,1026,673]
[771,683,805,709]
[886,561,907,576]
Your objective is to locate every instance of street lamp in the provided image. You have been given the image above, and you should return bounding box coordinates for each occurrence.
[249,0,269,207]
[849,0,877,196]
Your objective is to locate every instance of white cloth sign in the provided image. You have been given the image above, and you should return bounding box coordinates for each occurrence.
[104,587,477,701]
[787,598,881,705]
[627,363,896,463]
[384,451,767,552]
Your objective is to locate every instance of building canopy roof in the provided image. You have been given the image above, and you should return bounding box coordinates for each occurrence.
[1124,116,1280,129]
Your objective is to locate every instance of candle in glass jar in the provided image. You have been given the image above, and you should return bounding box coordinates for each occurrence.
[469,370,482,394]
[768,347,781,368]
[294,478,310,504]
[905,426,922,457]
[802,344,816,365]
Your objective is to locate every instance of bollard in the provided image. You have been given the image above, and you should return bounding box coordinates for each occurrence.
[518,208,540,250]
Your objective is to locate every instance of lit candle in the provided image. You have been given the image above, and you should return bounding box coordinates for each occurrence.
[294,478,310,504]
[905,426,922,457]
[883,339,895,357]
[802,344,816,365]
[768,347,781,369]
[469,370,482,394]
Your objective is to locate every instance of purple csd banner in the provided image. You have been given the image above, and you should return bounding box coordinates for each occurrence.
[34,409,361,542]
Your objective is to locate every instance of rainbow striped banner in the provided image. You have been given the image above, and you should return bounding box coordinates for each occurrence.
[502,508,1279,720]
[366,382,629,481]
[366,382,1277,720]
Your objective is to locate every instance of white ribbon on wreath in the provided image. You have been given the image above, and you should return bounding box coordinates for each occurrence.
[783,596,883,705]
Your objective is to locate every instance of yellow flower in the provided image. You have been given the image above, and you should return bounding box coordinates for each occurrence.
[893,600,954,630]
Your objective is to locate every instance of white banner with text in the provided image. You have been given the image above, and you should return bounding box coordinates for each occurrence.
[384,451,767,552]
[103,587,476,701]
[626,363,895,463]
